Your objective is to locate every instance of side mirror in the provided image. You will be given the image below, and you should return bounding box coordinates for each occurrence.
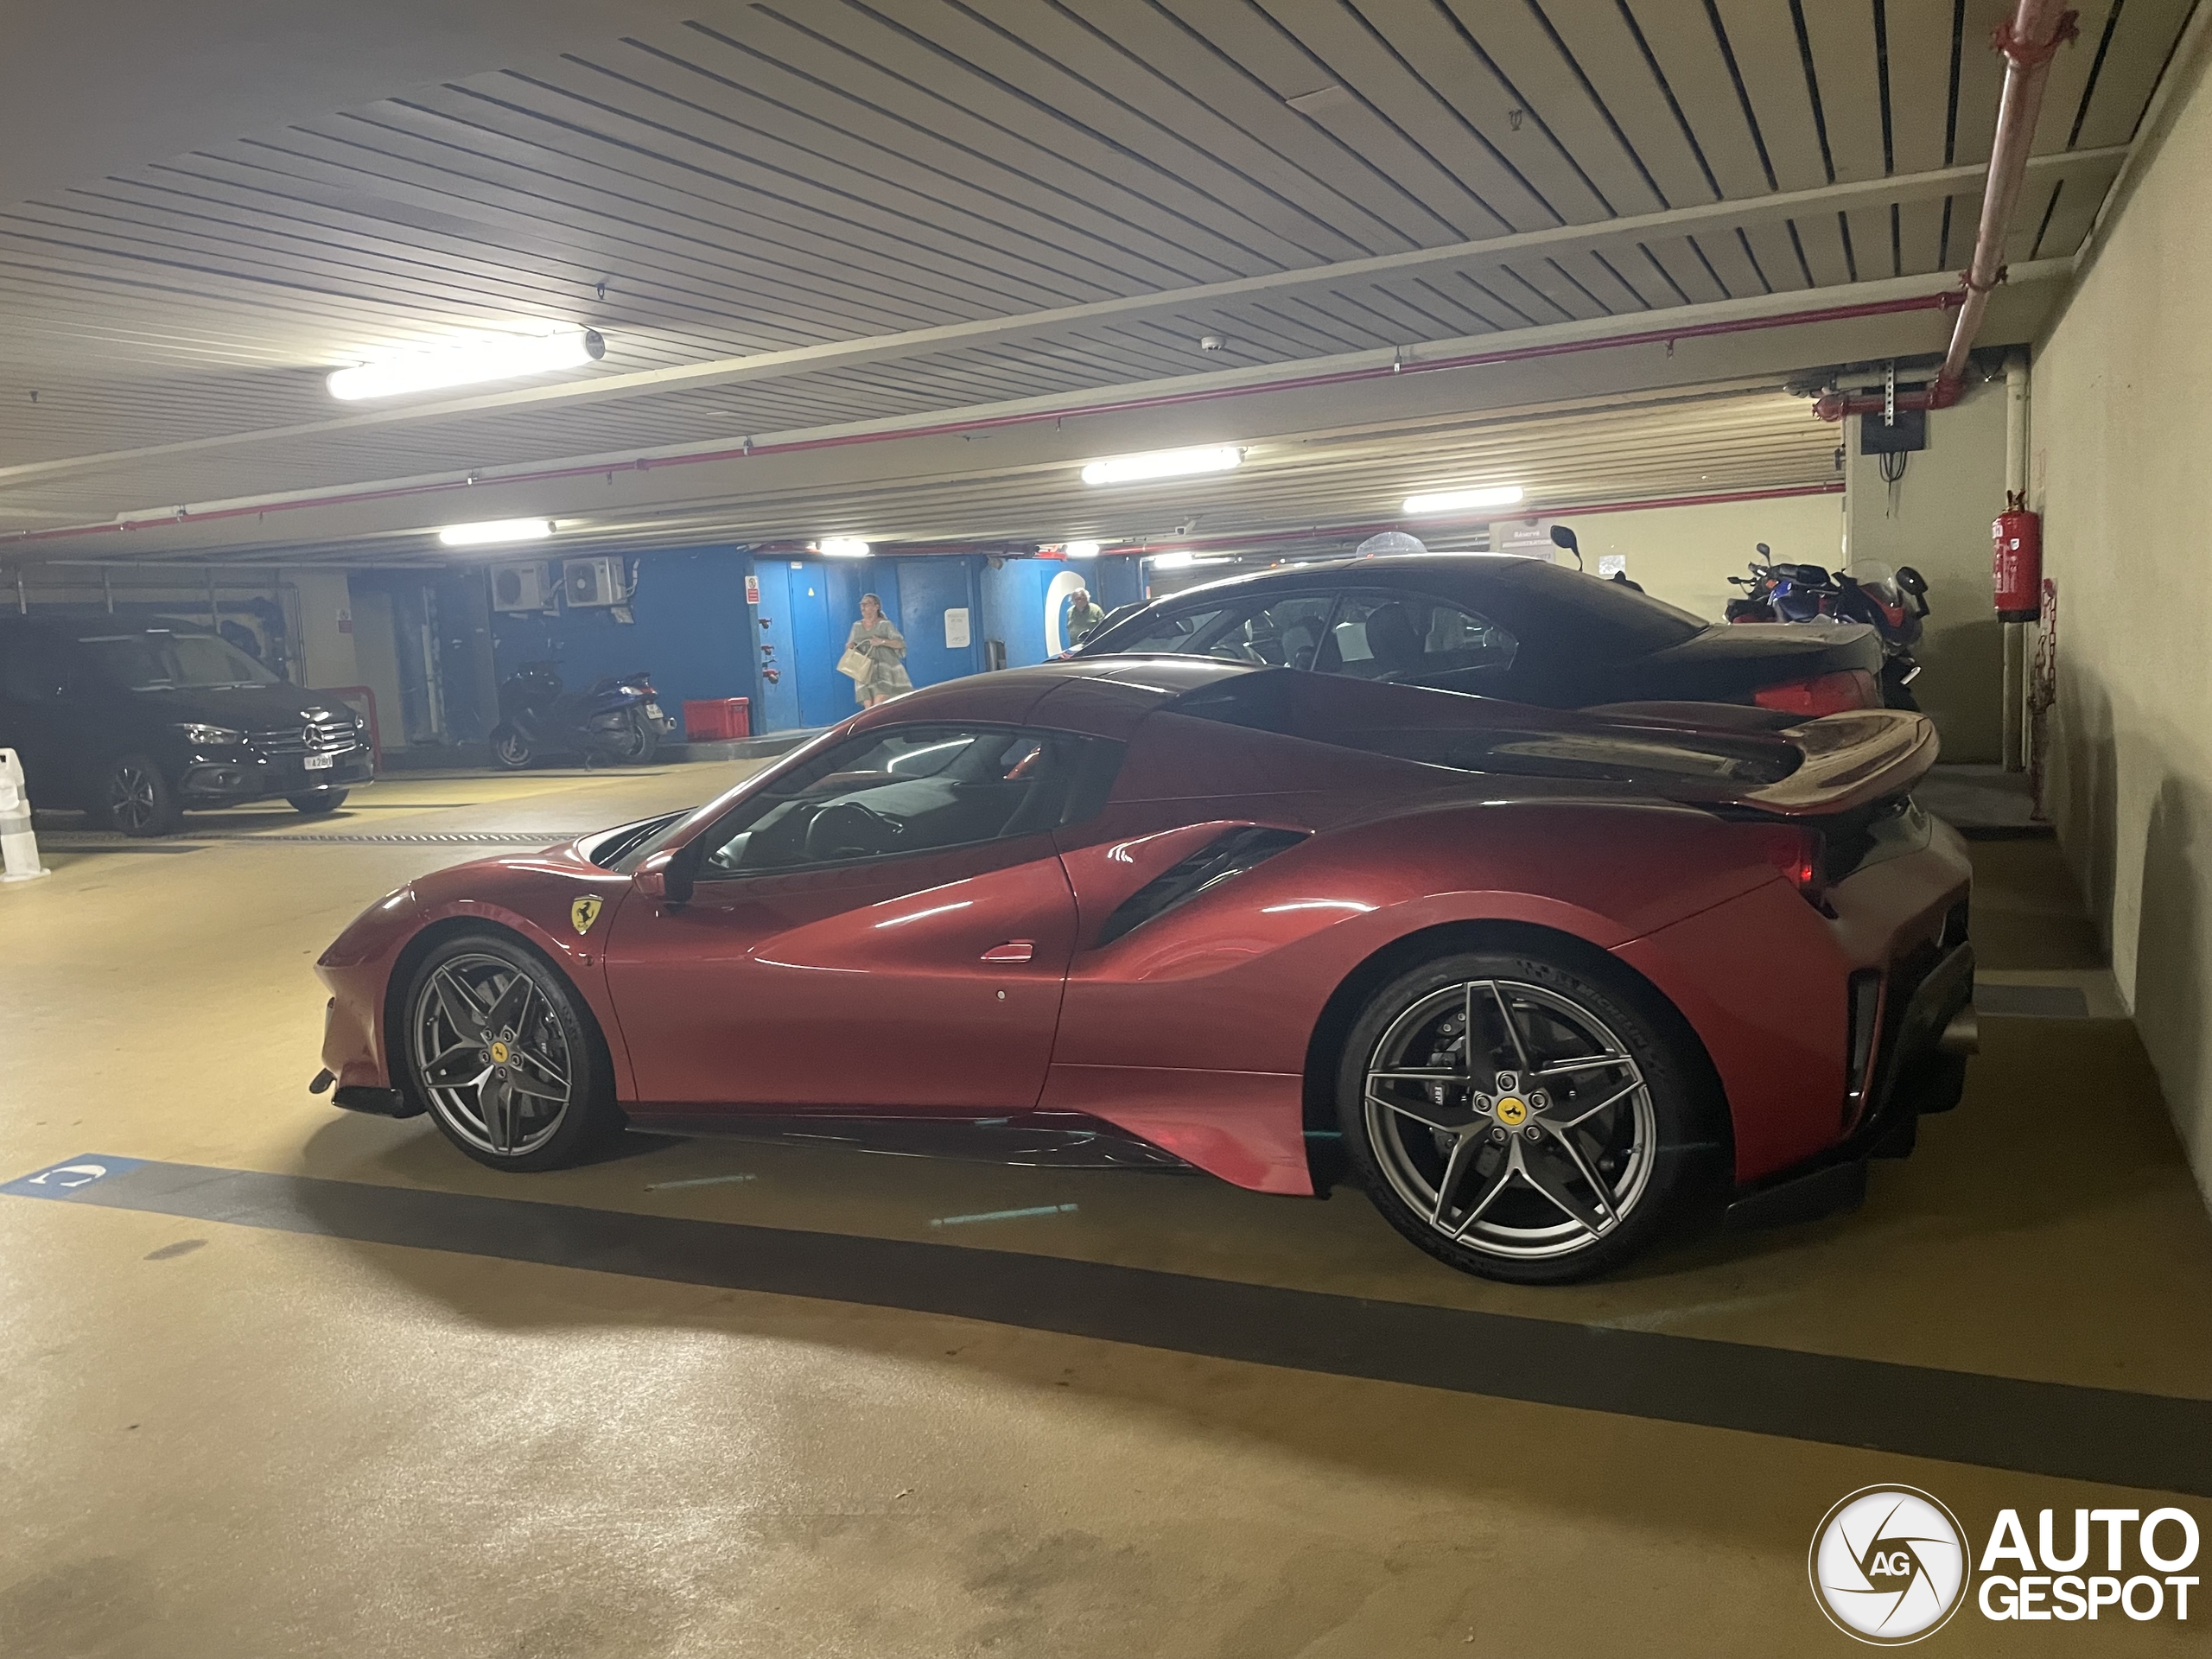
[1894,565,1928,596]
[1756,542,1771,557]
[1548,524,1580,554]
[635,846,695,906]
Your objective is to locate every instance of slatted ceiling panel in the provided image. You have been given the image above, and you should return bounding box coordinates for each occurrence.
[573,39,1257,289]
[1439,2,1668,218]
[1799,3,1891,276]
[1733,222,1800,291]
[408,85,1099,321]
[1352,1,1621,222]
[1624,2,1771,201]
[1638,236,1722,304]
[1950,0,2016,164]
[2068,0,2199,149]
[1680,230,1759,299]
[475,70,1163,307]
[1516,5,1713,212]
[950,2,1373,266]
[2032,0,2124,151]
[2030,149,2126,254]
[1058,0,1416,257]
[1147,0,1479,244]
[1253,0,1571,231]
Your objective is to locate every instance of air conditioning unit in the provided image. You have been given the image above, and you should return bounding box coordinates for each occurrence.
[563,556,627,608]
[489,561,552,613]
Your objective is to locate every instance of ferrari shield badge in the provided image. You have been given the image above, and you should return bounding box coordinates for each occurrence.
[570,895,603,937]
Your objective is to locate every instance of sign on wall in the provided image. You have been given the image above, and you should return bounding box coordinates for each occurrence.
[1491,518,1560,559]
[944,607,972,650]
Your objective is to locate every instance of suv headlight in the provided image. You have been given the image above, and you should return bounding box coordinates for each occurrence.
[175,722,245,746]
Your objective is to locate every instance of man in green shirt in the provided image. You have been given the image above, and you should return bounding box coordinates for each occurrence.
[1065,587,1108,648]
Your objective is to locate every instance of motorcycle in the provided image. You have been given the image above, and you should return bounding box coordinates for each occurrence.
[488,661,676,770]
[1725,543,1929,709]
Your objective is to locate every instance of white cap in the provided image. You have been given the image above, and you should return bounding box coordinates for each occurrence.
[1356,531,1428,557]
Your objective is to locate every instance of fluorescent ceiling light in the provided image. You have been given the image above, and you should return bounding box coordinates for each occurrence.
[1081,446,1243,486]
[817,537,872,558]
[329,328,605,402]
[438,518,554,548]
[1402,484,1525,516]
[1063,540,1101,558]
[1147,550,1195,569]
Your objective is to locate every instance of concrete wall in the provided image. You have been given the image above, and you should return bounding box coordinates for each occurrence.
[284,568,358,692]
[1548,492,1845,625]
[2032,22,2212,1204]
[1843,381,2010,761]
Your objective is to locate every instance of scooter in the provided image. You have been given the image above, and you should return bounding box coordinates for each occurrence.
[488,661,676,770]
[1725,543,1930,709]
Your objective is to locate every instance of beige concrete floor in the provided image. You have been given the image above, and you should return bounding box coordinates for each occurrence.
[2,774,2208,1656]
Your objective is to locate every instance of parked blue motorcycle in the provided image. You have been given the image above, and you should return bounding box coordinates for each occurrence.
[488,661,675,770]
[1725,543,1929,709]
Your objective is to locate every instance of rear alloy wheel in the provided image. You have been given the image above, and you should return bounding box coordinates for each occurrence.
[1339,949,1716,1284]
[104,753,181,837]
[288,789,348,816]
[401,933,620,1171]
[613,711,658,765]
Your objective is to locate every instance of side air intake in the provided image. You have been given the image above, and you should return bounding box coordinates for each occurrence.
[1094,828,1307,948]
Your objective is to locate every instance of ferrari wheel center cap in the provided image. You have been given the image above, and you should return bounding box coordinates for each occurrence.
[488,1040,510,1065]
[1494,1095,1529,1128]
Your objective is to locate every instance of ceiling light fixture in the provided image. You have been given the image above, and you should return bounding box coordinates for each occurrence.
[328,327,606,402]
[1062,540,1102,558]
[1081,446,1243,486]
[1402,484,1525,516]
[817,537,872,558]
[437,518,555,548]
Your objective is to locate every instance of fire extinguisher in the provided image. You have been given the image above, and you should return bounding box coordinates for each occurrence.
[1993,491,2042,622]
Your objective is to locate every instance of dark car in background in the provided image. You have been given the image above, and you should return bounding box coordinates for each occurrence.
[0,613,374,836]
[1071,554,1886,716]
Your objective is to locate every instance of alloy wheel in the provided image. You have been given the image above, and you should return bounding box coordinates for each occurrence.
[1363,978,1656,1261]
[107,761,161,832]
[410,952,574,1157]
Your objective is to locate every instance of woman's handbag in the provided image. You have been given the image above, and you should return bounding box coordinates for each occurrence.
[836,646,874,681]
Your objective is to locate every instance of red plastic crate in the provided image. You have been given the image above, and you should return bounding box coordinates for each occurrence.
[682,697,751,741]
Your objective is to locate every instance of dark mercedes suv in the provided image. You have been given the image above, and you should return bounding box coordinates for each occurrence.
[0,613,375,836]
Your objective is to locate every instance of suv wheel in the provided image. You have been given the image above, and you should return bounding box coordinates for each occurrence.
[104,753,181,836]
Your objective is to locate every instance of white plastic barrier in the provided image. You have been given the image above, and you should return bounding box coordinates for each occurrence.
[0,749,51,882]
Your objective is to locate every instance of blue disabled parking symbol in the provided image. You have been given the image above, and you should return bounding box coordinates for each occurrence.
[3,1155,143,1200]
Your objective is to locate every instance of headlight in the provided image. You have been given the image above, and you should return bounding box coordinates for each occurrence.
[175,722,245,746]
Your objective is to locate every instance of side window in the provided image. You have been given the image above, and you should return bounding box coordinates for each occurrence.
[1322,594,1518,683]
[0,629,67,702]
[1194,594,1338,668]
[1107,605,1231,655]
[699,724,1119,876]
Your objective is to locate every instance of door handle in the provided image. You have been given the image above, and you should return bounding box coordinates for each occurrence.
[981,940,1035,963]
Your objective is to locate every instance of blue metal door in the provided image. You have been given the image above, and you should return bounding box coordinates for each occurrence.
[892,558,982,690]
[785,562,848,729]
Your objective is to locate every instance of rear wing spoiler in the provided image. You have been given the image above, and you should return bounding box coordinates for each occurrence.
[1743,709,1941,817]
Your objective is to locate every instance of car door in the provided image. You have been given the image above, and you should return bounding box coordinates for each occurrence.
[603,722,1116,1114]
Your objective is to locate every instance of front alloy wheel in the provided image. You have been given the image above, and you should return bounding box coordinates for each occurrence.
[1341,950,1714,1283]
[402,935,618,1170]
[105,753,180,836]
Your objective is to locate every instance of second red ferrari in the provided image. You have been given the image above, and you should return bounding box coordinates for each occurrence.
[315,658,1974,1283]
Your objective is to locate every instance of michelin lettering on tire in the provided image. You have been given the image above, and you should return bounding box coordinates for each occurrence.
[1810,1486,1970,1644]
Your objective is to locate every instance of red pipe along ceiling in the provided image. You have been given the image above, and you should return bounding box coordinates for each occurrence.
[9,291,1955,548]
[1815,1,2080,422]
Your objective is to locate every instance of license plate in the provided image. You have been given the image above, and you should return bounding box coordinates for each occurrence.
[644,702,664,719]
[304,753,334,770]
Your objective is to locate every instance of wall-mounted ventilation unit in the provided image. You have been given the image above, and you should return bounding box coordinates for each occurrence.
[489,561,552,613]
[563,556,626,608]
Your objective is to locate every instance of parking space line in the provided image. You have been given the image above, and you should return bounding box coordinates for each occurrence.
[10,1154,2209,1497]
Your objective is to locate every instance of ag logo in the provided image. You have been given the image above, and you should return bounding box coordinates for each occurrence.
[570,895,603,936]
[1811,1486,1969,1644]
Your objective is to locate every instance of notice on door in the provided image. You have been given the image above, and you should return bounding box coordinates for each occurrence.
[944,607,972,649]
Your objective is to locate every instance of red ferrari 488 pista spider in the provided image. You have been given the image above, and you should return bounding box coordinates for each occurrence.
[314,658,1975,1283]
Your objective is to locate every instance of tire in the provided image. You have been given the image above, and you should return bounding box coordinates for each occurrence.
[612,711,658,765]
[1337,947,1721,1285]
[398,931,622,1172]
[489,723,533,771]
[288,789,349,816]
[103,753,181,837]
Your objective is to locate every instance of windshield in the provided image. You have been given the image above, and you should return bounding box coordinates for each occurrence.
[77,629,280,691]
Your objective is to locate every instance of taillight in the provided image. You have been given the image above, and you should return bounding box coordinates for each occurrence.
[1752,669,1878,716]
[1753,824,1828,908]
